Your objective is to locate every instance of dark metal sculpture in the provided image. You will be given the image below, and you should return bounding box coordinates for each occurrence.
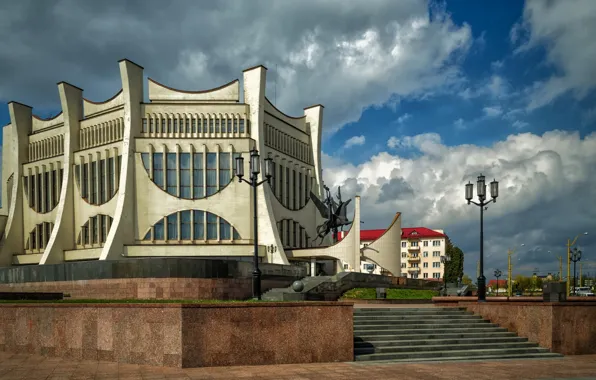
[310,185,352,245]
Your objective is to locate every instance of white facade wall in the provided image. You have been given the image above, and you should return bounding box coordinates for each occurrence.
[0,60,330,267]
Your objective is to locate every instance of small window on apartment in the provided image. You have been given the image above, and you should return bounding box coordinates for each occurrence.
[423,241,429,247]
[401,242,407,248]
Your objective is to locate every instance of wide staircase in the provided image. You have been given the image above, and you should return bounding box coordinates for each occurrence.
[353,307,563,363]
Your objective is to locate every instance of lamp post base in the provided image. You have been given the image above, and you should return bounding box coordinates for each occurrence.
[252,268,262,301]
[477,275,486,301]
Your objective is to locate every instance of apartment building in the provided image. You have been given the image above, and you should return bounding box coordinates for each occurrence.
[400,227,447,279]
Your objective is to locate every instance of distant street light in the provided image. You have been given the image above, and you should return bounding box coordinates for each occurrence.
[465,174,499,302]
[567,232,588,296]
[440,255,452,296]
[571,247,582,296]
[494,269,502,296]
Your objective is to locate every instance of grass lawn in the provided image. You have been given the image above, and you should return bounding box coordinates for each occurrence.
[342,288,436,300]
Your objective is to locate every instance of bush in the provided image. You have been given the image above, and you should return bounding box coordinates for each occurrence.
[342,288,436,300]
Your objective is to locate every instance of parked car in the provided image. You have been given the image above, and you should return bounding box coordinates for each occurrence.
[575,287,595,297]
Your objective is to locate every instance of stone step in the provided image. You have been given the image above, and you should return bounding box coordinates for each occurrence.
[352,352,563,364]
[353,314,482,321]
[354,341,540,355]
[354,326,507,336]
[353,310,472,317]
[353,318,490,326]
[355,307,467,312]
[354,347,553,362]
[353,336,528,348]
[354,331,518,342]
[354,323,499,332]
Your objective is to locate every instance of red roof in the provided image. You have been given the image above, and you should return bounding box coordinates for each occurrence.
[488,279,508,287]
[337,227,447,242]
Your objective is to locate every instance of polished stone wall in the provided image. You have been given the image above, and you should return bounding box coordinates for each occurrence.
[0,302,354,367]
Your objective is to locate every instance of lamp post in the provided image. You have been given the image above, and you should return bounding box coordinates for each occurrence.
[570,247,582,295]
[465,174,499,302]
[440,255,452,296]
[494,269,502,296]
[567,232,588,296]
[235,148,273,300]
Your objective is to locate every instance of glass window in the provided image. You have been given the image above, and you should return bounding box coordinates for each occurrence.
[209,119,214,133]
[298,173,302,208]
[82,224,89,245]
[270,162,276,193]
[149,119,153,133]
[99,159,106,203]
[141,153,150,171]
[279,165,284,203]
[227,119,232,133]
[167,118,172,133]
[179,153,191,199]
[220,219,231,240]
[233,119,238,133]
[239,119,245,133]
[193,210,204,239]
[305,174,309,202]
[180,210,191,240]
[292,170,297,209]
[285,167,290,206]
[108,157,114,197]
[166,153,177,196]
[44,171,50,211]
[219,153,231,189]
[185,118,190,133]
[90,162,97,204]
[152,153,164,187]
[92,216,98,244]
[154,219,164,240]
[191,119,197,133]
[206,153,217,196]
[233,228,240,240]
[81,163,89,199]
[161,119,166,133]
[173,118,178,133]
[143,230,151,240]
[167,213,178,240]
[99,215,106,243]
[193,153,204,198]
[214,119,220,133]
[202,119,208,133]
[142,119,147,133]
[51,170,57,206]
[207,212,218,240]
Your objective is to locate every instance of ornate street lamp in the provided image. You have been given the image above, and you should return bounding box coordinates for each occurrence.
[570,247,582,295]
[465,174,499,302]
[494,269,502,296]
[235,148,273,300]
[440,255,452,296]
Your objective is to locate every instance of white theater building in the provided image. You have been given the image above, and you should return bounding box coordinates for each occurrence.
[0,59,401,276]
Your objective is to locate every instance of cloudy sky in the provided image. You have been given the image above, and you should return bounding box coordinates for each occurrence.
[1,0,595,279]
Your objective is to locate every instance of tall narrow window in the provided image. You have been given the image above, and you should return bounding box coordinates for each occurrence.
[207,213,218,240]
[298,173,303,208]
[220,219,231,240]
[179,153,191,199]
[292,170,297,209]
[209,119,214,133]
[219,152,231,189]
[30,174,36,209]
[286,221,291,247]
[214,119,220,133]
[99,215,106,242]
[305,174,309,202]
[36,173,42,211]
[161,119,166,133]
[173,119,178,133]
[167,118,172,133]
[99,159,106,203]
[154,219,164,240]
[141,153,149,171]
[82,163,88,199]
[108,157,115,197]
[239,119,245,133]
[233,228,241,240]
[152,153,164,188]
[233,119,238,133]
[193,153,204,198]
[185,118,190,133]
[166,153,177,196]
[142,119,147,133]
[167,213,178,240]
[293,222,297,248]
[270,162,276,193]
[285,167,290,207]
[44,171,50,211]
[279,165,284,204]
[180,210,191,240]
[149,119,154,133]
[193,210,204,239]
[227,119,232,133]
[92,216,98,244]
[82,223,89,245]
[90,162,97,204]
[191,118,197,133]
[206,153,217,196]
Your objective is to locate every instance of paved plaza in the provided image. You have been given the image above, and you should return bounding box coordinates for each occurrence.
[1,352,596,380]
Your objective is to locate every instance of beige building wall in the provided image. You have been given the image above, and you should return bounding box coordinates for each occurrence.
[400,230,447,280]
[0,59,363,271]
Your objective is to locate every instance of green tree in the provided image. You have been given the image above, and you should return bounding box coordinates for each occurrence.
[444,237,464,283]
[514,275,532,293]
[461,274,473,285]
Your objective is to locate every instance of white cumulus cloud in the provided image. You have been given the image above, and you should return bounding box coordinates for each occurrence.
[344,135,366,149]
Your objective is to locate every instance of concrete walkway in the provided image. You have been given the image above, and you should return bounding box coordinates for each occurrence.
[1,353,596,380]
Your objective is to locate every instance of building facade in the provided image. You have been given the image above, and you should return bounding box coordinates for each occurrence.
[0,59,403,277]
[400,227,447,279]
[0,60,330,267]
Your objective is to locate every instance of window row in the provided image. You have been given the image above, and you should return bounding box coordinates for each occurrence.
[25,222,54,252]
[401,240,443,247]
[277,219,312,249]
[423,273,442,279]
[80,118,125,150]
[269,162,312,210]
[77,214,114,247]
[142,116,248,135]
[23,167,64,214]
[28,135,64,162]
[142,210,241,242]
[401,251,442,258]
[141,151,239,199]
[75,156,122,205]
[264,124,312,164]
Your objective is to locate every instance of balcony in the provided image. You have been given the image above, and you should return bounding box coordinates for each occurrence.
[408,245,420,251]
[407,255,420,262]
[407,267,420,272]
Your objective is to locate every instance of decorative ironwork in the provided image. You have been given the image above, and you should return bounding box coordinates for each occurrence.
[310,185,352,245]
